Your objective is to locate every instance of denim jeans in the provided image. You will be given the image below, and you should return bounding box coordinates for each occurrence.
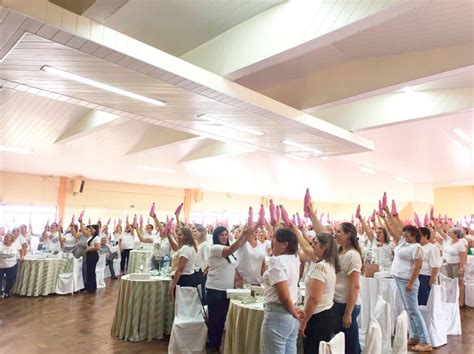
[393,276,431,344]
[333,302,361,354]
[0,264,17,294]
[261,303,299,354]
[418,274,431,305]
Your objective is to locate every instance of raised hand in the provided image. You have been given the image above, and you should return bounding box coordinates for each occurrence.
[149,202,156,217]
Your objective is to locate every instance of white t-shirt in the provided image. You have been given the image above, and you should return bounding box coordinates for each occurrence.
[263,254,300,305]
[175,245,196,275]
[63,233,77,249]
[0,242,21,268]
[420,243,442,276]
[13,236,27,259]
[156,236,171,258]
[305,260,336,314]
[48,232,61,252]
[195,241,211,271]
[334,249,362,304]
[373,241,395,269]
[119,232,134,250]
[206,244,237,291]
[140,232,156,251]
[443,238,467,264]
[258,239,272,255]
[390,240,423,279]
[235,242,266,283]
[88,236,100,249]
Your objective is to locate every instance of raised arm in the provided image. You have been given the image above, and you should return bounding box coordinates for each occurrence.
[306,202,326,234]
[222,225,254,258]
[358,215,375,243]
[165,226,179,252]
[134,224,152,243]
[152,214,165,234]
[290,223,317,262]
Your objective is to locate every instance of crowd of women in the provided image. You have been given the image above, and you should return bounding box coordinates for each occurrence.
[0,193,473,354]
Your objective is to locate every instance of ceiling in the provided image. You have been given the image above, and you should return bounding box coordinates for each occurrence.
[0,1,472,205]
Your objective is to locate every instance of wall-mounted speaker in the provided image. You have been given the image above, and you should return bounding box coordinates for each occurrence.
[72,178,85,195]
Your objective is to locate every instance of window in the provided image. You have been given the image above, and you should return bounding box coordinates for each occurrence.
[0,204,57,234]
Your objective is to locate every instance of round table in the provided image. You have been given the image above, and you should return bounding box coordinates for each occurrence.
[127,250,153,274]
[224,299,304,354]
[13,255,73,296]
[111,274,174,341]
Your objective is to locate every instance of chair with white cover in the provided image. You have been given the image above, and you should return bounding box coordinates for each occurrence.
[362,319,382,354]
[464,260,474,307]
[439,275,461,335]
[95,253,106,289]
[168,286,207,354]
[392,310,408,354]
[419,284,447,348]
[56,257,84,294]
[371,295,392,352]
[318,332,345,354]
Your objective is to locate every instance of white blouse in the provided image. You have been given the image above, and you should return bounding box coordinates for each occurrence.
[305,260,336,314]
[420,243,442,276]
[443,238,467,264]
[334,249,362,304]
[206,245,237,291]
[390,240,423,279]
[175,245,196,275]
[235,241,266,283]
[262,254,300,304]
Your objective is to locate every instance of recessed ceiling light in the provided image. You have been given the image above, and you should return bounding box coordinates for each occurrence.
[41,65,166,106]
[396,177,409,183]
[282,140,323,154]
[453,128,471,142]
[285,154,306,161]
[198,114,264,136]
[0,145,32,154]
[137,165,176,174]
[360,167,376,174]
[400,86,415,94]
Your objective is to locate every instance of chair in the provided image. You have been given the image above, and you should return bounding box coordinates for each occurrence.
[318,332,345,354]
[168,286,207,354]
[95,253,106,289]
[464,261,474,307]
[56,257,84,294]
[362,319,382,354]
[419,284,447,347]
[372,295,392,352]
[104,258,120,278]
[439,275,462,335]
[392,310,408,354]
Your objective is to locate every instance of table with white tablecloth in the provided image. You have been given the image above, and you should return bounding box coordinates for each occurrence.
[127,250,152,274]
[111,274,174,341]
[13,255,74,296]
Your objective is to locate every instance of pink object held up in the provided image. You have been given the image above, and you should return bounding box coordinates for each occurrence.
[133,214,137,227]
[414,213,421,227]
[149,202,156,217]
[430,207,434,220]
[423,213,429,227]
[371,210,376,222]
[258,204,266,225]
[355,205,361,219]
[276,206,281,224]
[78,210,84,223]
[378,200,383,214]
[391,200,398,216]
[175,202,184,217]
[269,199,276,225]
[296,212,303,228]
[70,215,75,226]
[280,205,291,227]
[382,192,387,210]
[247,207,254,227]
[304,188,312,218]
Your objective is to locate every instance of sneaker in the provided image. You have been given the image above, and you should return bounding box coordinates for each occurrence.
[412,343,433,352]
[3,292,10,298]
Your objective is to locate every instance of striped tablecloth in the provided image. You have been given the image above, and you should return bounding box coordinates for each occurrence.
[111,274,174,341]
[13,256,73,296]
[127,250,153,274]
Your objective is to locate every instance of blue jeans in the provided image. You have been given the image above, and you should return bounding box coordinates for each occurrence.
[418,274,431,305]
[393,276,431,344]
[333,302,361,354]
[261,303,299,354]
[0,264,17,294]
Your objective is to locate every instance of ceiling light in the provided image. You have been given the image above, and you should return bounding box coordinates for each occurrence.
[321,157,329,160]
[198,114,264,136]
[360,167,375,174]
[137,165,176,174]
[396,177,409,183]
[401,86,415,94]
[41,65,166,106]
[282,140,323,154]
[285,154,306,161]
[0,145,32,154]
[453,128,471,142]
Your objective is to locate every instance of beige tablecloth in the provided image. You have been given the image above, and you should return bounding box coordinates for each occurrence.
[111,274,174,341]
[13,256,73,296]
[128,250,153,274]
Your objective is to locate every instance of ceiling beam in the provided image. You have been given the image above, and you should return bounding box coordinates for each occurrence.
[179,139,253,163]
[126,126,199,155]
[55,109,126,144]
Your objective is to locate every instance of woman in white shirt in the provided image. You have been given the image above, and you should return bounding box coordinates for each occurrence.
[193,225,210,302]
[0,233,24,298]
[118,224,135,275]
[168,227,198,299]
[358,216,394,270]
[334,222,363,354]
[418,227,441,305]
[391,225,431,352]
[295,231,339,354]
[206,225,253,352]
[260,227,304,354]
[235,228,266,286]
[62,225,78,253]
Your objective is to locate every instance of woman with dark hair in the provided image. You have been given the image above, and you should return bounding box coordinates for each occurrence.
[391,225,431,352]
[260,227,304,354]
[334,222,362,354]
[168,227,198,299]
[418,227,441,305]
[193,224,210,302]
[358,215,394,271]
[293,227,340,354]
[206,225,253,353]
[83,224,100,293]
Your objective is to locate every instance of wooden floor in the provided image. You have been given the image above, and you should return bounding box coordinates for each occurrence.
[1,279,473,354]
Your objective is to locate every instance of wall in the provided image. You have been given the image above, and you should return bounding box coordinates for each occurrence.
[1,172,472,224]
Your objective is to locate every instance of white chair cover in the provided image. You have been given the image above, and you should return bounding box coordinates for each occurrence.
[372,295,392,352]
[168,286,207,354]
[465,283,474,307]
[392,310,408,354]
[439,275,461,335]
[56,257,84,294]
[318,332,345,354]
[464,260,474,282]
[95,253,106,289]
[104,258,120,278]
[419,284,447,347]
[362,319,382,354]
